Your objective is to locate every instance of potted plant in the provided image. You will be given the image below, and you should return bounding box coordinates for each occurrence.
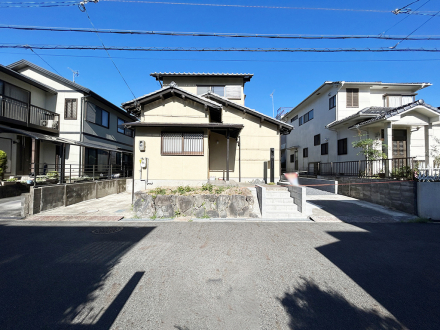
[3,177,17,186]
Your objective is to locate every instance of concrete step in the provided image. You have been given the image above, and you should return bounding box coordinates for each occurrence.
[266,191,291,198]
[266,203,298,212]
[264,210,303,219]
[266,197,295,204]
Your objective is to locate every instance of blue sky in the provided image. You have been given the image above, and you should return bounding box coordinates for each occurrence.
[1,0,439,116]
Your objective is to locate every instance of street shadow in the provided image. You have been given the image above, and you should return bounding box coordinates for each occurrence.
[278,278,403,330]
[307,199,401,217]
[316,223,440,330]
[0,224,154,329]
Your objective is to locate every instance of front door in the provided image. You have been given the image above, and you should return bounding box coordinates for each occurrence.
[16,136,32,175]
[392,129,407,159]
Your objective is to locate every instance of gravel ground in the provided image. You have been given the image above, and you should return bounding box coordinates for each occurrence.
[1,220,439,329]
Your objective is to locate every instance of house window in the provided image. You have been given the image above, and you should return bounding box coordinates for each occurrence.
[299,117,303,126]
[346,88,359,108]
[290,115,298,123]
[314,134,321,146]
[329,95,336,109]
[290,154,295,162]
[197,85,225,97]
[162,132,203,155]
[386,95,415,107]
[64,99,77,120]
[303,148,308,158]
[86,103,109,128]
[117,118,134,137]
[338,138,348,155]
[321,143,328,155]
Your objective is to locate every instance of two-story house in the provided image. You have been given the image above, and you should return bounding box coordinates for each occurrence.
[282,81,440,174]
[121,72,293,188]
[0,59,136,180]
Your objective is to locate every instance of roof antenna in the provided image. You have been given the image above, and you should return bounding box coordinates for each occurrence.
[68,67,79,83]
[270,90,275,118]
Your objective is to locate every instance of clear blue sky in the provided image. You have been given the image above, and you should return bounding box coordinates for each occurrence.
[1,0,439,117]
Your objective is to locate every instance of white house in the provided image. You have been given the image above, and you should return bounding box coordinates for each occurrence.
[282,81,440,174]
[0,59,136,180]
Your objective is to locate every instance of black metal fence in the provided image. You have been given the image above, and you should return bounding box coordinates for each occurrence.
[310,157,424,179]
[29,163,132,185]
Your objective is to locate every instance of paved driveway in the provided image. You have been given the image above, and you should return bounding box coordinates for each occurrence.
[305,187,415,222]
[0,220,439,329]
[0,196,22,219]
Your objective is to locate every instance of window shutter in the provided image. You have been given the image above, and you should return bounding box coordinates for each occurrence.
[352,90,359,107]
[346,89,359,107]
[225,85,241,100]
[86,102,96,123]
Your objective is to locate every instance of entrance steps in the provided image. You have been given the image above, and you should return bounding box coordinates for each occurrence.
[264,187,303,219]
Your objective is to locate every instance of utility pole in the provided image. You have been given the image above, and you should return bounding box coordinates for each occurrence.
[270,90,275,118]
[68,67,79,82]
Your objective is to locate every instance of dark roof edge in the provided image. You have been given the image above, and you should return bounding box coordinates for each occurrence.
[202,92,293,132]
[7,59,137,121]
[0,64,58,94]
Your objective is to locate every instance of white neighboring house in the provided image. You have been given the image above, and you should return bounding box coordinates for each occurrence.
[0,59,136,179]
[282,81,440,174]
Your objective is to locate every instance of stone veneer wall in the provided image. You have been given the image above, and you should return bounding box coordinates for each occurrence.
[133,192,259,218]
[337,177,416,215]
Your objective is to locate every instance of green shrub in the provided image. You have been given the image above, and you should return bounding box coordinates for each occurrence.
[177,186,185,194]
[202,183,213,192]
[0,150,7,180]
[47,171,58,178]
[184,185,192,192]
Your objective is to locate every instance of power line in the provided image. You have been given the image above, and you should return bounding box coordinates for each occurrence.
[392,9,440,48]
[3,44,440,52]
[0,1,79,8]
[3,24,440,41]
[28,47,62,75]
[100,0,438,14]
[79,3,139,105]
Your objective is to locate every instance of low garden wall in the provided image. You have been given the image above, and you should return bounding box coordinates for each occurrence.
[23,179,126,216]
[133,192,258,219]
[0,183,30,199]
[300,177,338,194]
[417,182,440,220]
[337,177,416,215]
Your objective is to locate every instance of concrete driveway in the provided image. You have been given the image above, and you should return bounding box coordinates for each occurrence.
[0,196,22,219]
[305,187,415,222]
[0,220,439,329]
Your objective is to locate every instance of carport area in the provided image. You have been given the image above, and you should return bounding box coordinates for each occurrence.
[305,187,415,222]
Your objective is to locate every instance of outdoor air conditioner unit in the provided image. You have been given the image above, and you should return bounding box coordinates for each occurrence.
[40,119,57,129]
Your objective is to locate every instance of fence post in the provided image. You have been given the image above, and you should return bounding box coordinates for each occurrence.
[331,162,333,175]
[69,164,72,183]
[93,164,95,181]
[110,164,113,179]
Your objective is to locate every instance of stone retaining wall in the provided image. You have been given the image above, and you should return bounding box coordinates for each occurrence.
[133,192,258,218]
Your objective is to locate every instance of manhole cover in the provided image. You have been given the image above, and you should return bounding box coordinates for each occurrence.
[91,227,124,235]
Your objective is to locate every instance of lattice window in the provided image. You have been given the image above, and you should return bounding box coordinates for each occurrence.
[64,99,77,120]
[162,133,203,155]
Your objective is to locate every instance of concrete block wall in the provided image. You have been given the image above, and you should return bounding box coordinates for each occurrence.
[417,182,440,220]
[337,177,416,215]
[284,185,306,213]
[298,177,338,194]
[24,179,126,216]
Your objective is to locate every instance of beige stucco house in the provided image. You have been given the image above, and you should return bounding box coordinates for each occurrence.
[122,73,293,187]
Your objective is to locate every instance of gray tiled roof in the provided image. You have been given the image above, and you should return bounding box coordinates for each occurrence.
[151,72,253,77]
[349,100,440,128]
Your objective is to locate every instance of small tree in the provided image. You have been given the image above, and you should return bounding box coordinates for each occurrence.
[352,134,387,161]
[430,137,440,167]
[0,150,7,180]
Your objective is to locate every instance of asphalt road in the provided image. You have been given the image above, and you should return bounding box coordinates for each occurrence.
[0,196,22,219]
[0,220,439,330]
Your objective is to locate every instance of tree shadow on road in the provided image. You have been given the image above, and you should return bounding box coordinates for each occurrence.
[278,278,404,330]
[0,224,154,329]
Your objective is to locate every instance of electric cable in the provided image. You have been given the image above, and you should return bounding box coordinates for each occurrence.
[28,47,62,75]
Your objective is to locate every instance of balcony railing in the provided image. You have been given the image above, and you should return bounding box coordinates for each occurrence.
[0,95,59,132]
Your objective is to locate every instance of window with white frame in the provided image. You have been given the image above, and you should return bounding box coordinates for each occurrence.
[161,132,204,155]
[385,95,415,107]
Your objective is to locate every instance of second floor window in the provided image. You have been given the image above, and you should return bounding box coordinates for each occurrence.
[338,138,348,155]
[386,95,415,107]
[321,143,328,155]
[346,88,359,108]
[86,103,109,128]
[329,95,336,109]
[117,118,134,137]
[64,99,77,120]
[314,134,321,146]
[290,115,298,123]
[197,85,225,97]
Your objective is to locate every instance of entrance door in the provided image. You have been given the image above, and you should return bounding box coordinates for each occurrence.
[392,129,407,158]
[16,136,32,175]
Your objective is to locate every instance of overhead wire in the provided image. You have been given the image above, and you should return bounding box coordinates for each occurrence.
[79,2,139,106]
[3,24,440,41]
[0,0,79,8]
[28,47,63,75]
[3,44,440,52]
